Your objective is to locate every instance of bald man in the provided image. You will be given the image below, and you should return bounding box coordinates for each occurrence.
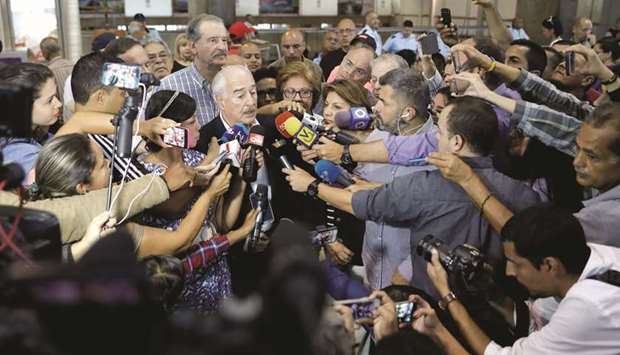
[239,41,262,72]
[268,29,323,79]
[320,18,357,79]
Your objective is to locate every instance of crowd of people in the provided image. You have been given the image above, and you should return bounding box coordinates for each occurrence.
[1,1,620,354]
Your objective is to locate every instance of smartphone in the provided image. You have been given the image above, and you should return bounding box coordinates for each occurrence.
[565,51,575,76]
[335,296,380,321]
[420,32,440,56]
[395,301,417,325]
[440,8,452,27]
[101,62,141,90]
[163,127,190,148]
[310,225,338,246]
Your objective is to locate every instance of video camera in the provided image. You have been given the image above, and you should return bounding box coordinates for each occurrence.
[417,235,493,293]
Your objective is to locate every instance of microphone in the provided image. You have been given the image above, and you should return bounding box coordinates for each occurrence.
[331,130,359,145]
[221,123,249,144]
[279,155,293,170]
[301,112,326,132]
[242,125,266,183]
[335,107,373,130]
[314,160,355,187]
[247,184,268,252]
[282,116,319,148]
[275,111,295,139]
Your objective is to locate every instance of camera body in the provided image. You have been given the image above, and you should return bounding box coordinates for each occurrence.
[417,234,488,286]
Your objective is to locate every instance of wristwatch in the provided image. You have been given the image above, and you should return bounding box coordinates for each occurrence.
[340,144,354,165]
[307,179,321,198]
[438,291,457,310]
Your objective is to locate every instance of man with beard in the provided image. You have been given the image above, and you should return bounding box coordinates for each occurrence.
[158,14,228,127]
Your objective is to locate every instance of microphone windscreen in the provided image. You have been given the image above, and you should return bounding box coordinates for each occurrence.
[275,111,295,139]
[221,123,249,143]
[314,160,341,185]
[347,107,372,130]
[334,110,351,129]
[283,116,303,137]
[248,125,266,147]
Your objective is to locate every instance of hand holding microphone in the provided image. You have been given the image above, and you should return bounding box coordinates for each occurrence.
[314,160,355,187]
[242,125,266,183]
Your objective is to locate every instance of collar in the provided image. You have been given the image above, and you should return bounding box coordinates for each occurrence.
[189,63,209,86]
[460,156,493,169]
[220,115,259,131]
[582,183,620,207]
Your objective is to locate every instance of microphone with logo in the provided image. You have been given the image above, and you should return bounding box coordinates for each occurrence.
[313,160,355,188]
[281,116,320,148]
[335,107,373,131]
[221,123,249,144]
[242,125,266,183]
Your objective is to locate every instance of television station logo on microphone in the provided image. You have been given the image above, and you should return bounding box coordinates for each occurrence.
[296,126,317,147]
[248,132,264,146]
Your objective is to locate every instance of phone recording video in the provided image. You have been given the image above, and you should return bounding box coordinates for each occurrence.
[101,63,141,90]
[335,297,381,321]
[395,301,417,325]
[420,32,440,56]
[163,127,190,148]
[565,51,575,76]
[441,8,452,27]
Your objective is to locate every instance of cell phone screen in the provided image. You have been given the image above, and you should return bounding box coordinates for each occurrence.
[396,301,416,324]
[101,63,141,90]
[335,297,380,321]
[420,33,440,56]
[565,52,575,76]
[441,8,452,26]
[250,190,274,223]
[163,127,189,148]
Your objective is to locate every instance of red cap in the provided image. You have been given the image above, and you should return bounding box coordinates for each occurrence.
[229,21,256,40]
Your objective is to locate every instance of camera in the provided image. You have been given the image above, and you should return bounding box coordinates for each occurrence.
[417,235,492,291]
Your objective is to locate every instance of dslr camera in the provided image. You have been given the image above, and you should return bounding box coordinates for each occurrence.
[417,235,492,293]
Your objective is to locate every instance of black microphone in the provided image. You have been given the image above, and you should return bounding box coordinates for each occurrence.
[242,125,266,183]
[331,130,359,145]
[248,184,268,251]
[279,155,293,170]
[115,95,141,158]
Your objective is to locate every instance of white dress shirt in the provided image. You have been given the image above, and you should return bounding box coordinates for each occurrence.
[485,243,620,355]
[359,25,383,55]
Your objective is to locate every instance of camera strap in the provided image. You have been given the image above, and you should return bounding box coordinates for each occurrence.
[157,91,180,118]
[587,270,620,288]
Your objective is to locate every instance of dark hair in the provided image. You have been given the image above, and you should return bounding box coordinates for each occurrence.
[431,52,446,75]
[596,37,620,62]
[395,49,416,67]
[40,36,61,61]
[502,203,589,275]
[143,255,184,311]
[253,66,279,83]
[380,68,430,120]
[104,37,141,58]
[445,97,498,155]
[510,39,548,75]
[403,20,413,27]
[375,328,443,355]
[144,90,196,151]
[133,13,146,22]
[542,16,563,37]
[71,52,122,105]
[0,63,53,99]
[584,101,620,156]
[470,36,505,87]
[34,134,97,198]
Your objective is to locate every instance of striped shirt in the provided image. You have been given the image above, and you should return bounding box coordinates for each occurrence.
[156,63,219,127]
[89,134,145,181]
[181,234,230,274]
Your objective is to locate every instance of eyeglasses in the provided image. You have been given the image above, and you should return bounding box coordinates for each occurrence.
[283,88,313,99]
[258,88,279,98]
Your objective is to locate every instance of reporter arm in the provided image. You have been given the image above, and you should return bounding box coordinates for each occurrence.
[56,111,115,136]
[219,178,247,232]
[317,183,355,215]
[460,174,514,234]
[350,132,440,166]
[430,326,471,355]
[446,299,492,355]
[137,189,214,257]
[349,140,390,163]
[479,3,513,47]
[480,90,518,114]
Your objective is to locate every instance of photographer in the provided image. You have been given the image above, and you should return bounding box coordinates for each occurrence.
[0,63,61,185]
[424,204,620,354]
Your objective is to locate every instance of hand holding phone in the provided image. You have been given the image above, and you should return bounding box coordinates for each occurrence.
[334,296,380,321]
[440,8,452,27]
[101,63,141,90]
[420,32,440,56]
[163,127,190,148]
[565,51,575,76]
[395,301,417,325]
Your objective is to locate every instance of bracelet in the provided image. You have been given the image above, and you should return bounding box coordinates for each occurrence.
[480,193,493,212]
[601,73,618,85]
[487,60,497,72]
[438,291,457,310]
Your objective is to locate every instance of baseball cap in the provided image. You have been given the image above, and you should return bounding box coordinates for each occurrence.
[229,21,257,41]
[350,34,376,51]
[92,32,117,52]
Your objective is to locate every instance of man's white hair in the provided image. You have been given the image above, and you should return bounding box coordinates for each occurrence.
[370,53,409,71]
[211,64,254,98]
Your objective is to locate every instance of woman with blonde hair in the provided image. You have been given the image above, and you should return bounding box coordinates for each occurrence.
[173,33,194,72]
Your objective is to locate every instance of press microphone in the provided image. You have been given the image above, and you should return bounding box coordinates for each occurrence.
[247,184,268,251]
[275,111,295,139]
[242,125,265,183]
[331,130,359,145]
[314,160,355,187]
[221,123,249,144]
[282,116,319,148]
[335,107,373,130]
[279,155,293,170]
[301,112,326,132]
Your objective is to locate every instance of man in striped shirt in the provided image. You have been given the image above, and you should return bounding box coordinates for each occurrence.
[157,14,229,127]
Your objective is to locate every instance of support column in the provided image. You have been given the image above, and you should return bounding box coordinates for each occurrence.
[206,0,235,25]
[516,0,560,45]
[189,0,208,19]
[59,0,82,62]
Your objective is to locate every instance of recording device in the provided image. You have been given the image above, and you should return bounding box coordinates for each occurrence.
[420,32,440,56]
[417,235,492,291]
[308,225,338,246]
[300,112,326,132]
[101,62,141,90]
[162,127,190,148]
[246,184,271,252]
[334,296,380,321]
[221,123,249,144]
[242,125,266,183]
[275,111,295,139]
[395,301,416,325]
[565,51,575,76]
[279,155,293,170]
[218,139,243,168]
[440,8,452,27]
[282,115,319,148]
[314,160,355,187]
[334,107,373,131]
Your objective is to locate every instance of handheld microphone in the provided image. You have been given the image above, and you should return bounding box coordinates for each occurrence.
[279,155,293,170]
[248,184,268,251]
[242,125,266,182]
[221,123,249,144]
[330,130,359,145]
[275,111,295,139]
[314,160,355,187]
[282,116,319,148]
[301,112,326,132]
[335,107,373,131]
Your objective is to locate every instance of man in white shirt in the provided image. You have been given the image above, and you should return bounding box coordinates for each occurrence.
[508,17,529,40]
[418,203,620,355]
[359,11,383,55]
